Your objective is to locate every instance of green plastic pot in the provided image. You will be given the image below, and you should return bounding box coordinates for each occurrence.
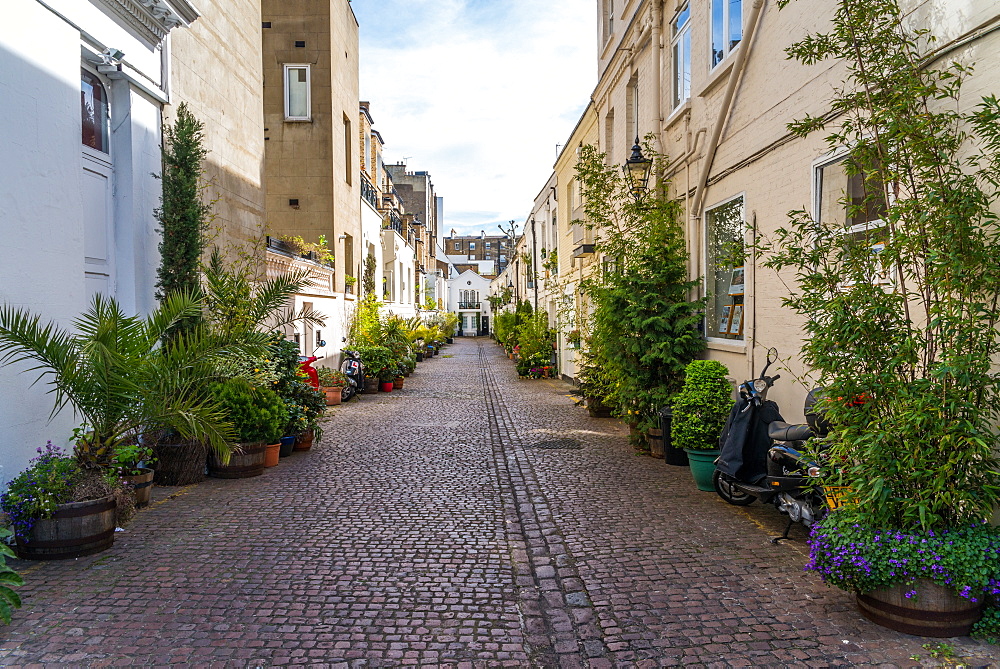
[684,449,720,492]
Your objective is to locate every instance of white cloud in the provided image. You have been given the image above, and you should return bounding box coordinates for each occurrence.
[352,0,596,237]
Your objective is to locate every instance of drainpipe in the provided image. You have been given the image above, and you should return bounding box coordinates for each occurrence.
[530,217,539,313]
[651,0,664,184]
[691,0,766,217]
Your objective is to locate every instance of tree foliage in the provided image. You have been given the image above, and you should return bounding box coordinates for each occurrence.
[156,103,211,304]
[574,142,705,431]
[768,0,1000,530]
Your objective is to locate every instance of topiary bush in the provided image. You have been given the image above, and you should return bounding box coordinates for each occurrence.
[210,378,286,444]
[670,360,732,451]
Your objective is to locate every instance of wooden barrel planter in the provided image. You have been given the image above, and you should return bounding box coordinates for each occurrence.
[294,430,314,452]
[15,496,117,560]
[647,428,665,459]
[856,579,983,637]
[208,441,266,479]
[122,467,154,507]
[153,439,206,486]
[393,376,404,390]
[363,377,380,393]
[586,398,614,418]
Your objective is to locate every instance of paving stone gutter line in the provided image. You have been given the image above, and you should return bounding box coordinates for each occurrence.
[480,344,606,667]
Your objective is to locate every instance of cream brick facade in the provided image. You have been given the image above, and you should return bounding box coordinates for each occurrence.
[534,0,1000,419]
[168,0,266,251]
[261,0,361,293]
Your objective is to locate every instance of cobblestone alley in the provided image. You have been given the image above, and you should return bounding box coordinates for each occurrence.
[0,338,996,667]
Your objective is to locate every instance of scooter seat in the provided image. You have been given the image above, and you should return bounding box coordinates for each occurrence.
[768,421,813,442]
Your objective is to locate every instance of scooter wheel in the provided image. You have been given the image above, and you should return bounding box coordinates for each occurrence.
[713,470,757,506]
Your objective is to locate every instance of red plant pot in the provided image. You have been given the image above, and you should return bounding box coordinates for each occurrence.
[380,381,394,392]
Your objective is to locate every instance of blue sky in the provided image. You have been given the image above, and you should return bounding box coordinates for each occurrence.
[350,0,596,238]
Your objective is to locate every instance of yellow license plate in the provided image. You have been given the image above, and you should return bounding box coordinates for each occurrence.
[824,486,854,510]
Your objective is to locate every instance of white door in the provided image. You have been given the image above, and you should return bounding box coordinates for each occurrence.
[82,155,114,298]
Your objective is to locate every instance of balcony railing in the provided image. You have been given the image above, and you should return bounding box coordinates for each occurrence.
[458,302,481,310]
[384,211,403,235]
[265,236,333,269]
[360,172,378,208]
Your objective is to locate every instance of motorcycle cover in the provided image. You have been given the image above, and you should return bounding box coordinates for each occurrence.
[716,398,784,484]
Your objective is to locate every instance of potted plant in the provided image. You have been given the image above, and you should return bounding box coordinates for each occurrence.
[0,292,240,493]
[1,442,135,560]
[316,367,348,406]
[207,379,286,478]
[671,360,731,491]
[355,345,394,392]
[291,382,326,451]
[764,0,1000,638]
[109,442,156,508]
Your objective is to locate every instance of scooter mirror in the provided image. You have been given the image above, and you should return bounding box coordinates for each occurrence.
[318,340,326,348]
[766,347,778,366]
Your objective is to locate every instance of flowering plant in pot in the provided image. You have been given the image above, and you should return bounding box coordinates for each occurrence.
[316,367,349,405]
[764,0,1000,639]
[0,442,135,559]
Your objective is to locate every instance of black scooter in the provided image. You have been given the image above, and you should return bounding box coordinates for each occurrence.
[340,349,365,401]
[713,348,828,543]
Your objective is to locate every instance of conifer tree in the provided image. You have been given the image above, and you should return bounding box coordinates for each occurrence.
[155,103,210,303]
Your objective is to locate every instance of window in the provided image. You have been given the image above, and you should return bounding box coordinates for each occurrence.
[81,71,109,153]
[469,242,476,250]
[817,156,892,286]
[283,65,310,120]
[602,0,615,42]
[605,108,615,163]
[672,4,691,107]
[454,242,461,250]
[626,75,639,143]
[711,0,742,68]
[705,195,745,341]
[343,115,352,185]
[485,242,491,249]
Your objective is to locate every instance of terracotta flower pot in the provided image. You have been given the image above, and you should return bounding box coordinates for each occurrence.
[323,385,343,406]
[263,442,280,467]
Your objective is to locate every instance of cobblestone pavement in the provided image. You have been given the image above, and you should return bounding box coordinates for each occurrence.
[0,338,997,667]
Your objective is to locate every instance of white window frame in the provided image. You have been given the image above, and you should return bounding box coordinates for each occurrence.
[284,64,311,121]
[711,0,743,69]
[672,4,691,108]
[703,193,747,344]
[813,152,895,288]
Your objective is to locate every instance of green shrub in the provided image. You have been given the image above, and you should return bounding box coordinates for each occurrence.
[355,345,395,381]
[671,360,732,450]
[210,378,286,444]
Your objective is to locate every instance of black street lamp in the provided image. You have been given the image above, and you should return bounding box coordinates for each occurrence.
[623,136,652,202]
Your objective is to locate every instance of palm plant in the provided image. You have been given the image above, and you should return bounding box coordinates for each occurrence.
[0,292,237,465]
[201,246,324,339]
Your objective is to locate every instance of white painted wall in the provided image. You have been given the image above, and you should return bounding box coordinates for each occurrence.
[0,1,176,486]
[448,269,491,336]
